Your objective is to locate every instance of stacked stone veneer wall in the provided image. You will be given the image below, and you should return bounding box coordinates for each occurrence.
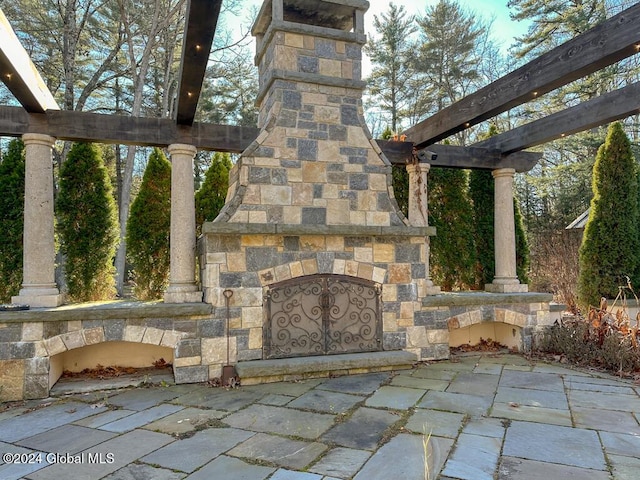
[418,293,554,355]
[199,227,439,361]
[0,303,232,401]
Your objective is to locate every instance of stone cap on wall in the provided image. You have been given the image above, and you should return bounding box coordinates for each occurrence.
[0,300,211,324]
[422,291,553,308]
[202,222,435,237]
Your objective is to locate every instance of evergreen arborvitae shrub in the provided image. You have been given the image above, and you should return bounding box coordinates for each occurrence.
[126,148,171,300]
[577,122,639,307]
[469,169,494,288]
[0,139,25,302]
[195,152,232,233]
[429,167,477,290]
[56,142,119,301]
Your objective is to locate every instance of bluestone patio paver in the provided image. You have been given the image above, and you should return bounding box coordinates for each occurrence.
[287,389,363,414]
[99,404,183,432]
[107,388,181,411]
[0,402,107,442]
[315,373,391,395]
[308,447,371,478]
[462,417,505,438]
[441,433,502,480]
[566,389,640,412]
[183,455,275,480]
[73,408,136,428]
[172,387,265,411]
[353,433,453,480]
[608,454,640,480]
[418,390,493,416]
[227,432,326,470]
[447,372,500,396]
[390,374,449,391]
[490,402,573,426]
[410,366,457,381]
[502,421,607,470]
[365,385,425,409]
[499,370,565,391]
[494,385,569,409]
[270,469,323,480]
[572,406,640,434]
[140,427,254,473]
[321,407,399,450]
[599,430,640,457]
[102,463,186,480]
[223,404,335,439]
[404,408,465,438]
[142,407,226,435]
[498,456,611,480]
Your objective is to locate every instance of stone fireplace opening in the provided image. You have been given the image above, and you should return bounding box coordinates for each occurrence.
[264,274,382,359]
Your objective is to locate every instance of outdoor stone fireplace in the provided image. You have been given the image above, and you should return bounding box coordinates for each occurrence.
[198,0,438,367]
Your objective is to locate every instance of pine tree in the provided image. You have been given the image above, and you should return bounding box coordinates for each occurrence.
[364,3,417,132]
[577,122,639,307]
[56,142,119,301]
[126,148,171,300]
[0,139,25,302]
[195,152,232,233]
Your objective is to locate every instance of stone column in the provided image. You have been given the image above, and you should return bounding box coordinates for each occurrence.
[486,168,528,293]
[164,144,202,303]
[12,133,63,307]
[407,163,440,295]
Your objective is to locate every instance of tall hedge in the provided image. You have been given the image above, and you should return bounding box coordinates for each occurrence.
[577,122,639,307]
[0,139,25,302]
[56,142,119,301]
[429,167,477,290]
[469,169,494,288]
[195,151,232,233]
[126,148,171,300]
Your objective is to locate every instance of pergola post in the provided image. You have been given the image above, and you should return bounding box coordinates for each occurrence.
[406,163,440,295]
[12,133,63,307]
[164,143,202,303]
[486,168,528,293]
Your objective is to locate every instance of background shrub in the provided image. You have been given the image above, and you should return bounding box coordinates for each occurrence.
[56,142,119,301]
[0,139,25,302]
[126,148,171,299]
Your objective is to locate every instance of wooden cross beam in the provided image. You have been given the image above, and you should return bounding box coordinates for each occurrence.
[0,105,539,171]
[0,9,59,112]
[175,0,223,125]
[473,82,640,154]
[403,3,640,148]
[375,140,541,172]
[0,106,260,152]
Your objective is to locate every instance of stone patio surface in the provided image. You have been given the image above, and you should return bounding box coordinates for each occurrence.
[1,354,639,479]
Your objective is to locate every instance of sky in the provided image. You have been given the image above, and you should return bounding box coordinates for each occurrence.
[232,0,531,66]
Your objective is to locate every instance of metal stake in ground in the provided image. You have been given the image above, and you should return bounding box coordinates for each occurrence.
[222,289,238,387]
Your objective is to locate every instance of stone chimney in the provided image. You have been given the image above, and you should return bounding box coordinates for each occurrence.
[215,0,407,227]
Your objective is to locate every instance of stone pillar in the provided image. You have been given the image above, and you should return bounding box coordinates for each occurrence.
[12,133,63,307]
[407,163,440,295]
[486,168,528,293]
[164,144,202,303]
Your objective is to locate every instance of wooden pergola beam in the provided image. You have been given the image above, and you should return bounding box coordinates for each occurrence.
[473,82,640,154]
[0,105,540,170]
[175,0,223,125]
[403,3,640,148]
[0,9,59,113]
[0,106,260,152]
[376,140,541,172]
